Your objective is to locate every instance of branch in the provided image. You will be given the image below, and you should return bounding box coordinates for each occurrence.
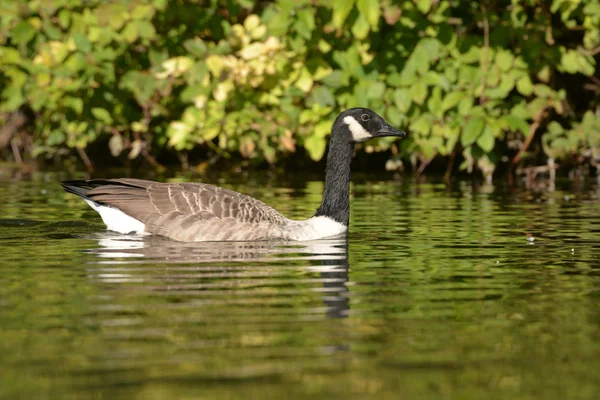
[512,106,547,164]
[77,147,93,170]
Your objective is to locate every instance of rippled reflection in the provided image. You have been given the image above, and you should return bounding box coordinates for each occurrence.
[1,175,599,399]
[86,233,350,320]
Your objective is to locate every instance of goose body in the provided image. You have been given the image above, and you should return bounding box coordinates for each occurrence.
[62,108,406,242]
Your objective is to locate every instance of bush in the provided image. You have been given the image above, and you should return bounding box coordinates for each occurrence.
[0,0,598,177]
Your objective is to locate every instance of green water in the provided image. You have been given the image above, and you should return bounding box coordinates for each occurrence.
[1,173,599,399]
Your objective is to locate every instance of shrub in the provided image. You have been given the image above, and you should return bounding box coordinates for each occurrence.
[0,0,598,177]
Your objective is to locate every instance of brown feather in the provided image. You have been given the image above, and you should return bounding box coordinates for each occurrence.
[77,179,288,241]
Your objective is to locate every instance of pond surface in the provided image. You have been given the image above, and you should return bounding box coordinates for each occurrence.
[0,172,599,399]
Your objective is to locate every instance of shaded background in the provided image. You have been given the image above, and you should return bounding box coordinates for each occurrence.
[0,0,598,179]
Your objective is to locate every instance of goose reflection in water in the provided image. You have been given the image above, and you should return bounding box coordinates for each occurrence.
[85,233,350,320]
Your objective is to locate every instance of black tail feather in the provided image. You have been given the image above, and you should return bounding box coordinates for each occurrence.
[61,180,93,200]
[61,178,153,202]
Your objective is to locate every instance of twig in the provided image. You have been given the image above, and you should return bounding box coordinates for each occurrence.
[0,110,27,149]
[11,139,22,164]
[512,106,547,164]
[582,46,600,56]
[416,158,430,178]
[141,148,163,169]
[589,74,600,87]
[177,151,189,170]
[444,147,456,181]
[77,147,93,170]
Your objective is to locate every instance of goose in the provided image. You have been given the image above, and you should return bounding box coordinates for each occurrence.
[62,108,406,242]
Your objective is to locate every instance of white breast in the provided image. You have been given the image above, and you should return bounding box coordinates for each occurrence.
[286,216,347,241]
[84,199,146,234]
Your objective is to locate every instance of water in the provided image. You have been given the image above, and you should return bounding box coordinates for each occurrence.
[1,172,599,399]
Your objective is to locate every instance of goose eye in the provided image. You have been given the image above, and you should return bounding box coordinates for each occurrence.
[361,114,369,122]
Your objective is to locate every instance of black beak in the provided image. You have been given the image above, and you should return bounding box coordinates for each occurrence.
[376,123,406,138]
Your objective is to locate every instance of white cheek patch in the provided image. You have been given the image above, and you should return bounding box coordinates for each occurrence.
[343,115,372,142]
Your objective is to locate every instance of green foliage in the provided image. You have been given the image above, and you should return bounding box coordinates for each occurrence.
[0,0,598,176]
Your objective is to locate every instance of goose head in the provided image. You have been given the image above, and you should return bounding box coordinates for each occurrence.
[333,108,406,143]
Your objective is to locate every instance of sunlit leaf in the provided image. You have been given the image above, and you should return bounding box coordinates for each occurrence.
[441,91,464,112]
[461,117,485,146]
[504,115,529,134]
[411,82,427,105]
[11,21,35,44]
[495,50,514,72]
[332,0,355,29]
[304,135,326,161]
[516,75,533,96]
[476,125,495,152]
[91,107,113,124]
[351,13,370,39]
[357,0,381,27]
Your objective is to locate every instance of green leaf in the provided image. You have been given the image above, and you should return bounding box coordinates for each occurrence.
[504,115,529,134]
[495,50,514,72]
[129,139,143,159]
[460,46,480,64]
[0,48,22,64]
[516,75,533,96]
[561,49,595,76]
[441,91,464,112]
[411,114,431,135]
[47,130,66,146]
[109,135,123,157]
[416,0,432,14]
[367,82,386,99]
[461,117,485,146]
[167,121,193,150]
[457,97,473,116]
[121,22,139,43]
[410,82,427,105]
[91,107,113,124]
[314,120,332,138]
[321,70,346,88]
[297,8,315,34]
[132,4,155,20]
[57,9,71,29]
[427,86,442,116]
[357,0,381,28]
[304,135,326,161]
[184,38,207,57]
[332,0,355,29]
[351,13,370,39]
[11,21,36,44]
[44,25,62,40]
[393,88,411,113]
[311,86,335,107]
[386,73,402,87]
[423,71,449,90]
[533,84,554,98]
[156,56,194,78]
[476,125,495,152]
[546,121,564,136]
[294,67,313,93]
[63,97,83,114]
[138,21,156,40]
[73,32,91,53]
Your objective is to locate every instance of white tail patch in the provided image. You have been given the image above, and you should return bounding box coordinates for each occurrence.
[84,199,145,234]
[343,115,372,142]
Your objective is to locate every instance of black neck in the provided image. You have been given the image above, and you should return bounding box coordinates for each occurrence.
[314,127,354,226]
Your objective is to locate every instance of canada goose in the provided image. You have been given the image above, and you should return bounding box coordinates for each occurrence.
[62,108,406,242]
